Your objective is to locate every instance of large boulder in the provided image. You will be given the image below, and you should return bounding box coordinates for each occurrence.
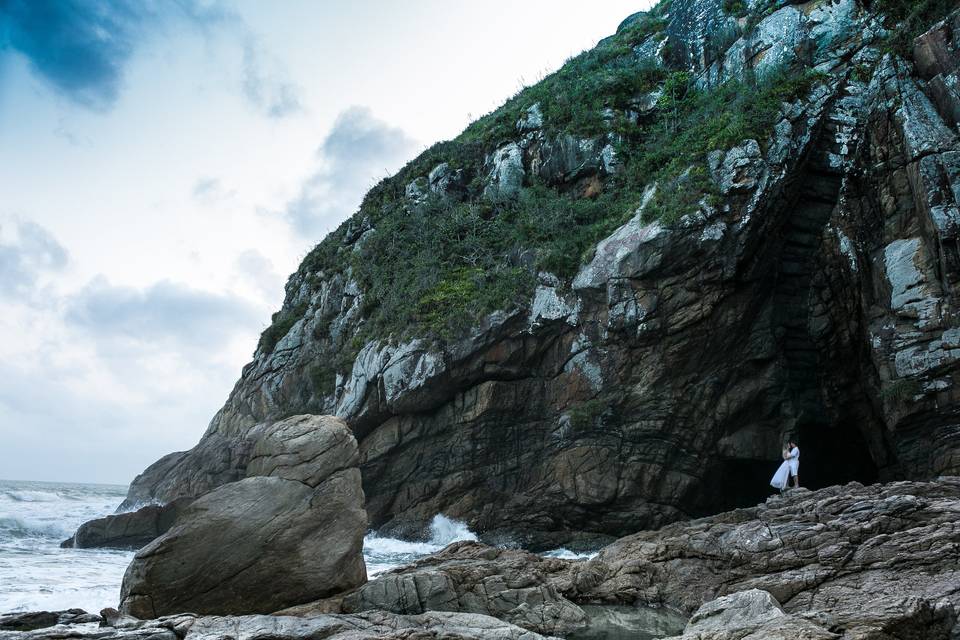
[245,414,358,484]
[119,416,367,618]
[61,498,192,550]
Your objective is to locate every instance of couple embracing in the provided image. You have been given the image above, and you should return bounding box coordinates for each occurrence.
[770,440,800,491]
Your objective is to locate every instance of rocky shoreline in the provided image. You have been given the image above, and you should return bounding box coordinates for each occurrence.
[5,477,960,639]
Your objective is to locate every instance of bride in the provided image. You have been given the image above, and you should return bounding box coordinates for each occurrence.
[770,446,792,492]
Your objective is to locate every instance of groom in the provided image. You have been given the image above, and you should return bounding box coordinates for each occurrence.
[786,440,800,488]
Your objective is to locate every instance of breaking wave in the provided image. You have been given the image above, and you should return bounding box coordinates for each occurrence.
[362,514,478,576]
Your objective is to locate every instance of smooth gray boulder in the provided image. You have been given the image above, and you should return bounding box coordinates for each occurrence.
[119,415,367,618]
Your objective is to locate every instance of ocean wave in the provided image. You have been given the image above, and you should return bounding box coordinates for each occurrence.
[363,514,478,576]
[541,548,599,560]
[0,515,71,539]
[426,514,478,546]
[1,490,62,503]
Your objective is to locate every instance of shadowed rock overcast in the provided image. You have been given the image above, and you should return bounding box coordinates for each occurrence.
[0,0,649,484]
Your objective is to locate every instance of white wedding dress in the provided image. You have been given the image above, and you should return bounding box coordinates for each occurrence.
[770,459,791,491]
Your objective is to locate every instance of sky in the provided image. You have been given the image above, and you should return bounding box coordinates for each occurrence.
[0,0,652,485]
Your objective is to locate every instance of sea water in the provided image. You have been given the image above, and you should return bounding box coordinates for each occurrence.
[0,480,485,614]
[0,480,133,614]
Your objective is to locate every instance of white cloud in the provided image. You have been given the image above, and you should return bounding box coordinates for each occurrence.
[283,106,419,237]
[0,219,269,483]
[234,249,285,302]
[0,219,69,302]
[241,36,303,119]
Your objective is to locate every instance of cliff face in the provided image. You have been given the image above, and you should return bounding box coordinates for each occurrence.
[123,0,960,548]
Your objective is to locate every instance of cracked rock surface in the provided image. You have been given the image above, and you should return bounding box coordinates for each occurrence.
[580,479,960,639]
[283,542,586,637]
[0,611,557,640]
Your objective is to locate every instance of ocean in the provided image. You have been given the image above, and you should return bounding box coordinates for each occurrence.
[0,480,133,614]
[0,479,589,615]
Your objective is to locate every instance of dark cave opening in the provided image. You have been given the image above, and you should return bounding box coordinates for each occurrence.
[701,422,881,516]
[797,420,880,490]
[699,98,883,517]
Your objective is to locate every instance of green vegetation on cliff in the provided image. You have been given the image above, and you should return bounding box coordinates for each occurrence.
[259,3,834,354]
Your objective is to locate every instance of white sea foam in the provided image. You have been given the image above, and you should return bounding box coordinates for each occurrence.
[542,548,599,560]
[362,514,478,577]
[0,480,132,614]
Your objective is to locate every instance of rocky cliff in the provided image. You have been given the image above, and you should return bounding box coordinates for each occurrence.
[119,0,960,548]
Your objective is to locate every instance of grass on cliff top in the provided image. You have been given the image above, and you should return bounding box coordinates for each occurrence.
[459,10,669,144]
[343,68,821,345]
[268,68,821,355]
[264,9,823,354]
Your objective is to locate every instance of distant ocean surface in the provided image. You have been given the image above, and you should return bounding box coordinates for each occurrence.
[0,479,594,615]
[0,480,132,614]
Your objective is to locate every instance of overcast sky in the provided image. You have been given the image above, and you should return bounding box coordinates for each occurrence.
[0,0,652,485]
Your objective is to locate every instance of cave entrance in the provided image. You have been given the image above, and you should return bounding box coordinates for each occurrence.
[797,420,879,489]
[771,96,880,492]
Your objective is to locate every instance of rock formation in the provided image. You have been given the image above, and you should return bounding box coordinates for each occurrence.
[18,0,936,567]
[666,589,838,640]
[60,499,192,550]
[300,478,960,639]
[0,611,556,640]
[578,478,960,638]
[25,478,960,637]
[118,415,367,618]
[0,610,100,632]
[283,542,586,637]
[96,1,960,551]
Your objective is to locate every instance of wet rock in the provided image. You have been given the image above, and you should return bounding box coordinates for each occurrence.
[582,480,960,638]
[61,499,192,550]
[667,589,835,639]
[0,610,100,632]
